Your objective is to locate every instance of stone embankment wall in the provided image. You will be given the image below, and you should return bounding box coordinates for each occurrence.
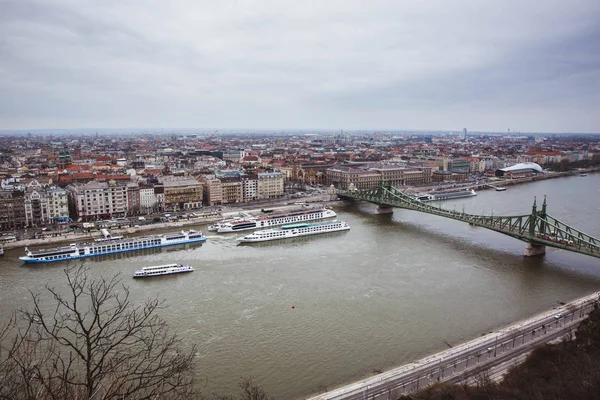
[3,199,345,250]
[3,213,223,250]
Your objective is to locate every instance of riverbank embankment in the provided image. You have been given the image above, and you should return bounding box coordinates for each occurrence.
[5,169,594,251]
[3,198,345,250]
[3,213,222,250]
[475,168,597,192]
[306,290,600,400]
[411,168,598,195]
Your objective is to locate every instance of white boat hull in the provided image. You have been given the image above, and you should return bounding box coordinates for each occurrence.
[133,264,194,278]
[237,221,350,243]
[218,209,336,233]
[19,231,206,264]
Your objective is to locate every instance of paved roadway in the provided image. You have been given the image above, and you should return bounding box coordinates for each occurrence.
[306,293,600,400]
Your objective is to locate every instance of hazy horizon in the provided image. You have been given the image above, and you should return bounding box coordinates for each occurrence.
[2,127,599,137]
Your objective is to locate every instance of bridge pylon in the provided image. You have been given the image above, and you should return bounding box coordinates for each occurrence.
[524,242,546,257]
[376,204,394,214]
[525,196,546,257]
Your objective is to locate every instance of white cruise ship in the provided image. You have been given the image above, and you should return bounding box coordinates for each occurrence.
[133,263,193,278]
[416,189,477,202]
[237,220,350,243]
[217,208,336,233]
[19,230,206,264]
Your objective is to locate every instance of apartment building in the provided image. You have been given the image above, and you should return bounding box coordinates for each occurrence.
[66,181,128,221]
[160,177,203,211]
[242,176,259,202]
[0,190,26,230]
[525,151,562,165]
[139,183,164,212]
[47,187,69,223]
[24,184,48,227]
[220,177,243,204]
[106,181,128,217]
[126,182,140,216]
[200,175,223,206]
[257,172,284,200]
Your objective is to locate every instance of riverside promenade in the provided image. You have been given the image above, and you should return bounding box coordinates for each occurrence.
[3,195,338,251]
[2,212,222,250]
[305,291,600,400]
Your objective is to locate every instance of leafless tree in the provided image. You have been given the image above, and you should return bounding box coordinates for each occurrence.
[0,264,198,400]
[472,366,492,388]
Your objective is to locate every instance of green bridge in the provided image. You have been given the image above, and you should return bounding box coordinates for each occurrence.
[337,182,600,259]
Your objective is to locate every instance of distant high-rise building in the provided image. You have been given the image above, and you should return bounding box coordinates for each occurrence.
[463,128,467,140]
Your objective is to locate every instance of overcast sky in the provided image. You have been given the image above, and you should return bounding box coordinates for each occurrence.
[1,0,599,133]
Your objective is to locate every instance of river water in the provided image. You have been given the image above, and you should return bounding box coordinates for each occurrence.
[1,174,599,398]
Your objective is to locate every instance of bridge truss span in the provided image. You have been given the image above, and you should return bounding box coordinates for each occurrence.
[338,182,600,259]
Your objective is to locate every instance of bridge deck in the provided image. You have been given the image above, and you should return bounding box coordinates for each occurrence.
[338,183,600,259]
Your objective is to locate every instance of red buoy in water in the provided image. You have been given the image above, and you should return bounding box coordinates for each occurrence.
[291,305,295,309]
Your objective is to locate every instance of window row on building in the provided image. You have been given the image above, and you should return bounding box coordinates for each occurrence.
[325,165,433,190]
[200,172,284,206]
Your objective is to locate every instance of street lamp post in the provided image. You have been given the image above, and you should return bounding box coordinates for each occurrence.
[494,336,498,357]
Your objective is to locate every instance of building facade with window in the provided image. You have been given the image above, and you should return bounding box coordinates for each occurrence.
[66,181,128,221]
[257,172,284,200]
[242,176,259,202]
[160,178,203,211]
[220,177,243,204]
[47,187,69,223]
[200,176,223,206]
[0,190,26,230]
[325,167,382,190]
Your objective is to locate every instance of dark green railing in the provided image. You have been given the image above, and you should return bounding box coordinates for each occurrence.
[338,182,600,259]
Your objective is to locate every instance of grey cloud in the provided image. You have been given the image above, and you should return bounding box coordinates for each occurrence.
[1,0,599,132]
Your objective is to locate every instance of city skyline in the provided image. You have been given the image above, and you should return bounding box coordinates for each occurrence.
[2,0,599,133]
[1,127,599,137]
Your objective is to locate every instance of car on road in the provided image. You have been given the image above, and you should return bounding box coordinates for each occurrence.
[554,313,563,319]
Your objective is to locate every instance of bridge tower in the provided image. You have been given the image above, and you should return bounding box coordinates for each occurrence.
[524,197,547,257]
[376,180,394,214]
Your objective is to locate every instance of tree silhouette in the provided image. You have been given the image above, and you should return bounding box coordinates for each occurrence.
[0,264,198,400]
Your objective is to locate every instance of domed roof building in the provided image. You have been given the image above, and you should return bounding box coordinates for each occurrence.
[495,162,543,178]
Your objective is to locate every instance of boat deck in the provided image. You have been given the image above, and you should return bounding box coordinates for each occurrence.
[28,231,202,256]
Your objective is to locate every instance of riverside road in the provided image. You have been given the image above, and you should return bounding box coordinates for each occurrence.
[308,292,599,399]
[1,174,600,399]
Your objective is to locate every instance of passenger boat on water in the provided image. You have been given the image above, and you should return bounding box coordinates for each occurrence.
[19,229,206,264]
[133,263,193,278]
[416,189,477,202]
[237,220,350,243]
[218,208,336,233]
[208,215,253,231]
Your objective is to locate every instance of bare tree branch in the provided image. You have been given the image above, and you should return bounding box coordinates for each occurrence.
[0,263,199,400]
